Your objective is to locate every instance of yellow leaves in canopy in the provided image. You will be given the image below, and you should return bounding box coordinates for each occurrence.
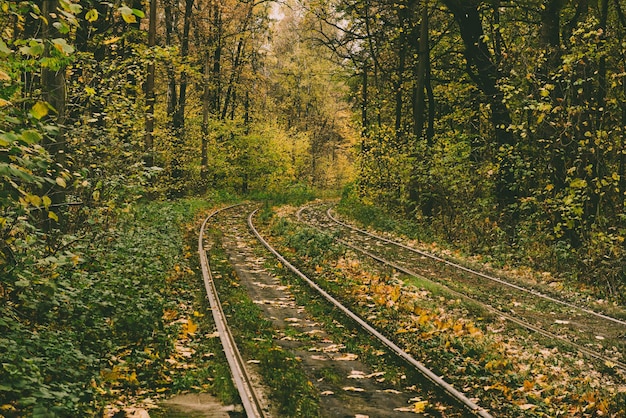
[85,9,99,22]
[569,178,587,189]
[25,193,41,207]
[119,6,137,23]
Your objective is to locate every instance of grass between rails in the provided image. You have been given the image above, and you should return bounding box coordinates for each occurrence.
[259,205,626,417]
[204,222,320,417]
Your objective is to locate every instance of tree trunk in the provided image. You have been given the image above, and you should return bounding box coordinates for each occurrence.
[442,0,517,207]
[41,0,67,228]
[361,62,368,134]
[221,36,244,120]
[174,0,194,133]
[164,0,178,121]
[144,0,157,166]
[413,5,429,142]
[210,1,223,114]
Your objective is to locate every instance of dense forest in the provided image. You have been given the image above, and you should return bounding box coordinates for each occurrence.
[1,0,625,415]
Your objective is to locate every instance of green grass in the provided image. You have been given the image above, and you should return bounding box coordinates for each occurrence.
[206,232,321,417]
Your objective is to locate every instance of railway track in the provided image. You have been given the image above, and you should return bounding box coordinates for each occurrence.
[296,203,626,372]
[200,204,496,417]
[198,204,267,418]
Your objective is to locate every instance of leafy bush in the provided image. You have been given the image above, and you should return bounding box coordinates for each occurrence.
[0,199,209,416]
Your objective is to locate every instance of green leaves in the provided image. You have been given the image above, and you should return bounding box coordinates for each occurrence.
[51,38,74,55]
[0,39,12,57]
[21,130,43,144]
[19,40,44,56]
[119,5,145,24]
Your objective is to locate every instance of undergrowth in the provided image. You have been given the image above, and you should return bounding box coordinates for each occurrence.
[0,198,241,416]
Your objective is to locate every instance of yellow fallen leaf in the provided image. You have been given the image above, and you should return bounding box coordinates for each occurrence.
[604,360,615,369]
[127,371,139,385]
[413,400,428,413]
[180,318,198,338]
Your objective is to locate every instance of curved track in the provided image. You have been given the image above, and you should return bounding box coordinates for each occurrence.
[198,205,267,418]
[296,203,626,372]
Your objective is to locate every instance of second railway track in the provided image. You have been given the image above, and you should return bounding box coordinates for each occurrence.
[296,203,626,372]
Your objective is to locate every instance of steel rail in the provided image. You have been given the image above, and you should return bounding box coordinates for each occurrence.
[324,207,626,327]
[198,205,267,418]
[297,205,626,371]
[248,209,494,418]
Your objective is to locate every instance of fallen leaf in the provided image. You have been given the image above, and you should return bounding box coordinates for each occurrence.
[413,400,428,413]
[333,353,358,361]
[342,386,365,392]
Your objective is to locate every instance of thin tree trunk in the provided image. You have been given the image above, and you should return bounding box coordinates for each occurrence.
[361,62,368,135]
[363,2,382,128]
[164,0,178,120]
[42,0,67,228]
[413,5,429,141]
[210,1,222,114]
[174,0,194,133]
[201,51,210,177]
[144,0,157,166]
[221,35,246,120]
